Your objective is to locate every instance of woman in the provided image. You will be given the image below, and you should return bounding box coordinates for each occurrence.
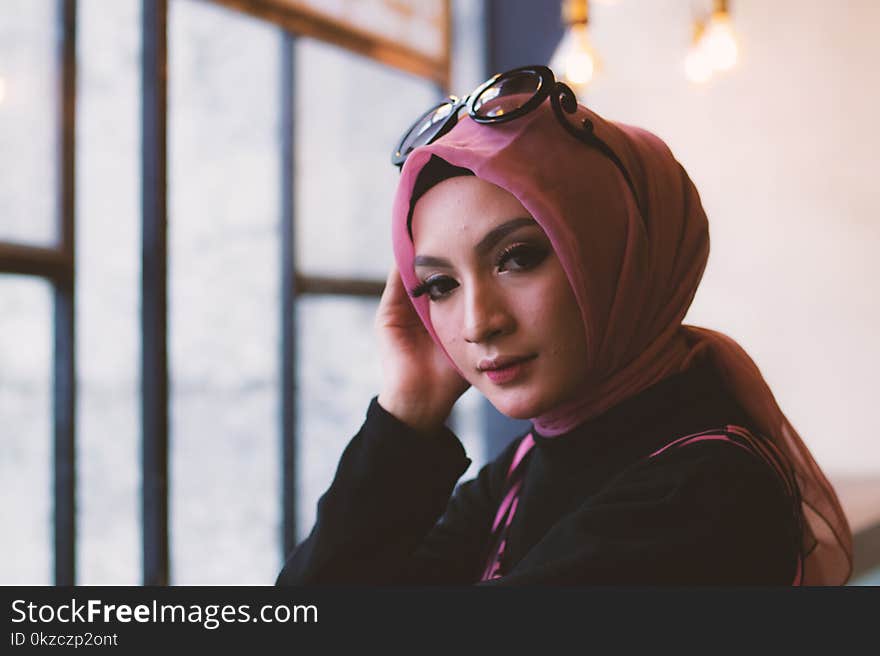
[277,66,852,585]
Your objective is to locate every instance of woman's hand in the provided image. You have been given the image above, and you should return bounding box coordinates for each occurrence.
[375,264,470,432]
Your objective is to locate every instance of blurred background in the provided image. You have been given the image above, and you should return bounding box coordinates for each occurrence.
[1,0,877,585]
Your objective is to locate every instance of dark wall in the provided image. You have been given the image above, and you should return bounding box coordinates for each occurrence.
[485,0,565,73]
[480,0,565,459]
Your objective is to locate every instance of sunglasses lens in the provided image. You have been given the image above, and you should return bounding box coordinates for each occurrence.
[472,70,542,119]
[397,101,456,159]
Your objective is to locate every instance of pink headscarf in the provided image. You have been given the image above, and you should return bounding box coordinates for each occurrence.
[390,98,852,585]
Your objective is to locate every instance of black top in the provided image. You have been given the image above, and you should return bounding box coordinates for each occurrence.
[276,359,801,585]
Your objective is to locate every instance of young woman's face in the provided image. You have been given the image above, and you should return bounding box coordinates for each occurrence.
[411,175,590,419]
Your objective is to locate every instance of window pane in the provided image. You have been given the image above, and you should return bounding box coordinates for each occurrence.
[850,566,880,586]
[0,0,59,246]
[450,0,487,92]
[294,39,439,279]
[295,0,446,60]
[76,0,140,585]
[169,0,281,584]
[296,296,382,540]
[0,275,52,584]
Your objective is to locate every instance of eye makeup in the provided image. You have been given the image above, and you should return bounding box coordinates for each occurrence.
[494,241,550,272]
[409,274,457,301]
[410,238,551,301]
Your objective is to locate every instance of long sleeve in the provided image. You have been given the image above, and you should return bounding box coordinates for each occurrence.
[480,439,802,586]
[276,397,517,585]
[278,362,804,586]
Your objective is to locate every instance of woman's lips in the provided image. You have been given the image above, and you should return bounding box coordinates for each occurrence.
[480,355,536,384]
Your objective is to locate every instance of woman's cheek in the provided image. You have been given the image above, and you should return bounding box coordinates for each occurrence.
[429,306,452,344]
[431,312,469,371]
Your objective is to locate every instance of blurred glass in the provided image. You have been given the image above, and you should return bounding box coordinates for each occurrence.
[169,0,281,584]
[0,0,59,246]
[849,566,880,586]
[294,0,446,60]
[0,275,52,584]
[294,38,438,279]
[295,296,382,541]
[75,0,141,585]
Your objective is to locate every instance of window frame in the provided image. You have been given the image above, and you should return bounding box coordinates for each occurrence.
[0,0,78,585]
[1,0,451,584]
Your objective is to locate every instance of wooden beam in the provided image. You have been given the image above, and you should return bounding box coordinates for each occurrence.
[0,243,72,280]
[204,0,450,87]
[295,273,385,298]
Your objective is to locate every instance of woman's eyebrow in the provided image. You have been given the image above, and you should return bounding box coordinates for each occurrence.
[413,217,537,269]
[413,254,452,268]
[474,217,537,256]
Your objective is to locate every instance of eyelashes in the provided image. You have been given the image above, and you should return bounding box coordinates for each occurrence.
[410,242,550,301]
[410,276,454,300]
[494,241,549,271]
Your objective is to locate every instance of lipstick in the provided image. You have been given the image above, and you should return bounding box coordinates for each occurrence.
[481,356,535,384]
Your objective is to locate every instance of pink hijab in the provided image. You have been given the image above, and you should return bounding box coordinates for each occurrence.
[390,98,852,585]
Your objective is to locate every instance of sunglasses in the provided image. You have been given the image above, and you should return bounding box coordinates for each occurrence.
[391,65,639,211]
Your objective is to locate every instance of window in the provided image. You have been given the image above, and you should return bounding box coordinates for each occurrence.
[168,0,282,584]
[77,0,141,586]
[0,0,486,584]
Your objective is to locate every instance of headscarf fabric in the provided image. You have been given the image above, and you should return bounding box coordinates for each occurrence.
[390,98,853,585]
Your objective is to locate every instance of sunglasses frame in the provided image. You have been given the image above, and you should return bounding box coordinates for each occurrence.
[391,65,641,215]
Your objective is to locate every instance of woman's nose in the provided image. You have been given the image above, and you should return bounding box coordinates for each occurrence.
[462,282,514,344]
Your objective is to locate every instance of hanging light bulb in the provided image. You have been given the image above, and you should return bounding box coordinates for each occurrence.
[552,23,600,86]
[684,19,713,84]
[701,0,739,72]
[550,0,601,97]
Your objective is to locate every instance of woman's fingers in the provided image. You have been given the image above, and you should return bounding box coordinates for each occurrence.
[377,263,422,330]
[376,264,400,326]
[381,263,399,298]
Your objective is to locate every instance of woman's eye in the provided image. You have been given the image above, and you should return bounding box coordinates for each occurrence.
[413,275,458,301]
[497,243,548,272]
